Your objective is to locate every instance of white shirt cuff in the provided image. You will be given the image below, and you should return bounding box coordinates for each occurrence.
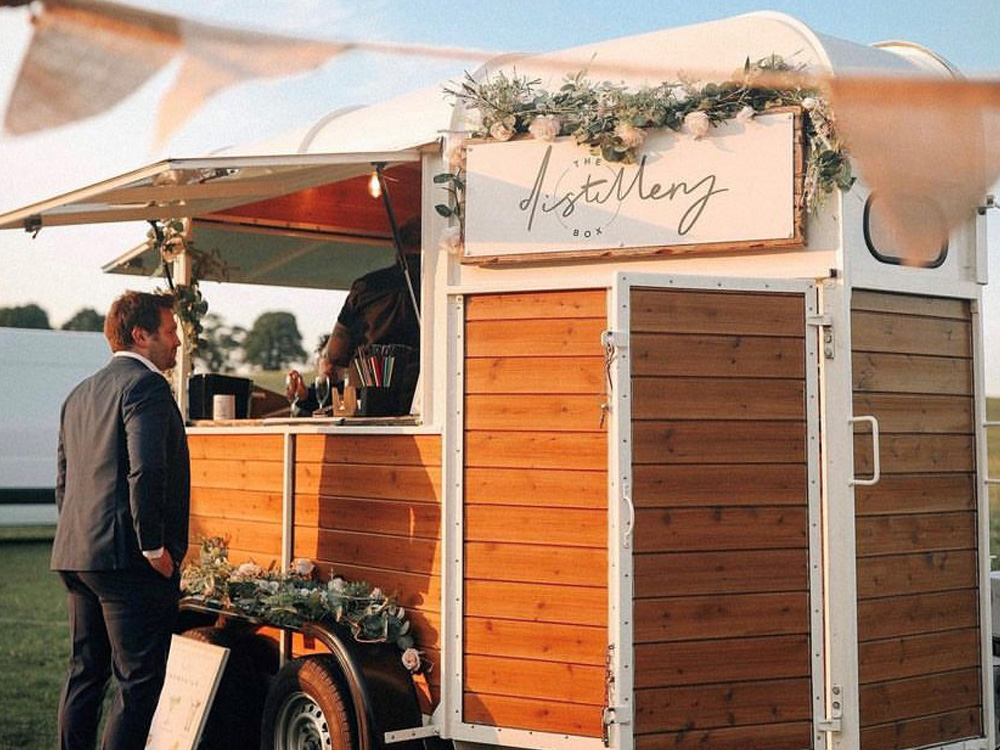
[142,547,165,559]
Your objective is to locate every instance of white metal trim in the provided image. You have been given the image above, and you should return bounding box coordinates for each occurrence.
[804,285,831,750]
[455,725,605,750]
[823,281,862,750]
[608,276,635,750]
[279,432,296,666]
[971,297,996,749]
[442,293,466,740]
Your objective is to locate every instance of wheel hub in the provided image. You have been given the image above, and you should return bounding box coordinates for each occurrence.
[275,691,333,750]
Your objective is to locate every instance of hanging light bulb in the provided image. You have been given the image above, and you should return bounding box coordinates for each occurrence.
[368,170,382,199]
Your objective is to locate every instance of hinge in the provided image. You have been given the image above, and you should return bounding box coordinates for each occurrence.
[816,683,843,733]
[807,314,835,359]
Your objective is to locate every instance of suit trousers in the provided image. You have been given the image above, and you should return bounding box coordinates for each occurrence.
[57,568,179,750]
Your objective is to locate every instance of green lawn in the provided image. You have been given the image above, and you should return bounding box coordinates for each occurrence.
[0,536,66,750]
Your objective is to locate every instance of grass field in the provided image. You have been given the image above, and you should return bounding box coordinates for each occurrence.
[0,531,66,750]
[3,400,1000,749]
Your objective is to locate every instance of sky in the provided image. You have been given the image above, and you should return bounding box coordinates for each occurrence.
[1,0,999,379]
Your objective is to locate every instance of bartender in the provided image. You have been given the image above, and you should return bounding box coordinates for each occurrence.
[287,217,421,414]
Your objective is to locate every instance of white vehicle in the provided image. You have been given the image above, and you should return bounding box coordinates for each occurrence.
[1,11,994,750]
[0,328,108,523]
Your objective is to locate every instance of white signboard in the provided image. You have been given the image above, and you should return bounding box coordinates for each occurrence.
[464,112,796,259]
[146,634,229,750]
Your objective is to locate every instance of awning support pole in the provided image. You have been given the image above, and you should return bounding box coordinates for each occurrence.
[372,162,421,328]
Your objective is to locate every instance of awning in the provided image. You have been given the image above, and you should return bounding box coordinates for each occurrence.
[0,150,421,231]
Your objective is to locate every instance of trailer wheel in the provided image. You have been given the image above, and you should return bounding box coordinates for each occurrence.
[261,655,356,750]
[182,625,271,750]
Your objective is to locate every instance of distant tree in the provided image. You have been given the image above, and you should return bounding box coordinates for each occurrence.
[61,307,105,332]
[196,313,247,373]
[243,311,306,370]
[0,303,51,329]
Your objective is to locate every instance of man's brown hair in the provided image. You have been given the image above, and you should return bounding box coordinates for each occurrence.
[103,291,176,352]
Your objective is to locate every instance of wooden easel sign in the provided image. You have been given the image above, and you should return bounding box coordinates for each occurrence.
[146,634,229,750]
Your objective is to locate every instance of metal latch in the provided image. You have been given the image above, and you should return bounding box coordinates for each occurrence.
[807,314,834,359]
[817,684,843,733]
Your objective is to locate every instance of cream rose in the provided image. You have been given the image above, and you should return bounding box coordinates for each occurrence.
[735,105,755,125]
[439,226,463,257]
[684,111,711,139]
[488,118,515,142]
[614,121,646,149]
[401,648,421,672]
[528,114,561,142]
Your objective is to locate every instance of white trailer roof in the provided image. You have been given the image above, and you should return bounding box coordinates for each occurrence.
[0,11,947,236]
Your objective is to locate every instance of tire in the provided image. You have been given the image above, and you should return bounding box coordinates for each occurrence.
[182,626,271,750]
[261,655,357,750]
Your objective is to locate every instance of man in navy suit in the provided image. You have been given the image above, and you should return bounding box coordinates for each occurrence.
[51,291,190,750]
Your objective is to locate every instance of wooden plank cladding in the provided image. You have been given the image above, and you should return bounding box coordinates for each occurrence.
[187,434,284,563]
[629,287,813,750]
[463,289,608,738]
[187,431,444,715]
[850,290,982,749]
[292,433,442,714]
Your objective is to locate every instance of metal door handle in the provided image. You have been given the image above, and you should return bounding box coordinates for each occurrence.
[850,415,880,487]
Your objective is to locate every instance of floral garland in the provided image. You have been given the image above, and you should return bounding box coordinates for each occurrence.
[148,219,230,357]
[435,55,853,256]
[181,537,424,674]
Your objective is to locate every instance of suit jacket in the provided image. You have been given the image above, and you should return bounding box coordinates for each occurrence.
[51,356,190,572]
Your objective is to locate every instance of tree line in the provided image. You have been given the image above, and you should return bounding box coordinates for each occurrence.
[0,303,311,372]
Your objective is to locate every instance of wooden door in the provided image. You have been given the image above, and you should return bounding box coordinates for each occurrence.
[625,283,820,750]
[851,290,984,749]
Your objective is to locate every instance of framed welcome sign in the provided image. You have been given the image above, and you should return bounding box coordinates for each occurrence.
[463,110,803,263]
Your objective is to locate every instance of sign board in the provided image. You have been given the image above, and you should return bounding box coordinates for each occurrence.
[146,634,229,750]
[464,111,799,261]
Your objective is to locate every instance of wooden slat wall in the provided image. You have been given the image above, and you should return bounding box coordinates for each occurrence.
[851,290,982,749]
[630,288,814,750]
[188,434,285,563]
[463,290,608,738]
[293,433,442,713]
[185,431,443,714]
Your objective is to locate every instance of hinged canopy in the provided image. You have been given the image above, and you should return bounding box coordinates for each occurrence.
[0,151,420,231]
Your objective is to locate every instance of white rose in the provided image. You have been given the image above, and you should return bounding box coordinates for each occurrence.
[292,558,315,577]
[438,226,463,256]
[370,587,383,600]
[801,97,817,111]
[671,86,689,103]
[614,121,646,149]
[401,648,421,672]
[735,105,755,125]
[528,114,561,142]
[328,576,346,593]
[444,135,466,172]
[488,118,515,142]
[684,111,711,139]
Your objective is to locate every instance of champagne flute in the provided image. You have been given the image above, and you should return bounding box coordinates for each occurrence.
[314,375,331,415]
[285,372,300,416]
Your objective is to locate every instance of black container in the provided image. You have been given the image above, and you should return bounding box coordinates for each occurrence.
[356,387,400,417]
[188,373,253,420]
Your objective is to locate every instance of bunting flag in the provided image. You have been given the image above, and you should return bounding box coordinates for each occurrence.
[2,0,349,145]
[826,76,1000,265]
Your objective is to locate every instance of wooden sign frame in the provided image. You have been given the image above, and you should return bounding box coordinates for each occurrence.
[462,107,805,266]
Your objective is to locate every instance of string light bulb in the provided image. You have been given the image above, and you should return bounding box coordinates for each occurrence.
[368,170,382,199]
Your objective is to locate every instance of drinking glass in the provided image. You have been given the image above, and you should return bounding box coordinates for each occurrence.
[285,372,299,416]
[314,375,331,414]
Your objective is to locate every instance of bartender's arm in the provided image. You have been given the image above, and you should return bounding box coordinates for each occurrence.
[321,321,354,370]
